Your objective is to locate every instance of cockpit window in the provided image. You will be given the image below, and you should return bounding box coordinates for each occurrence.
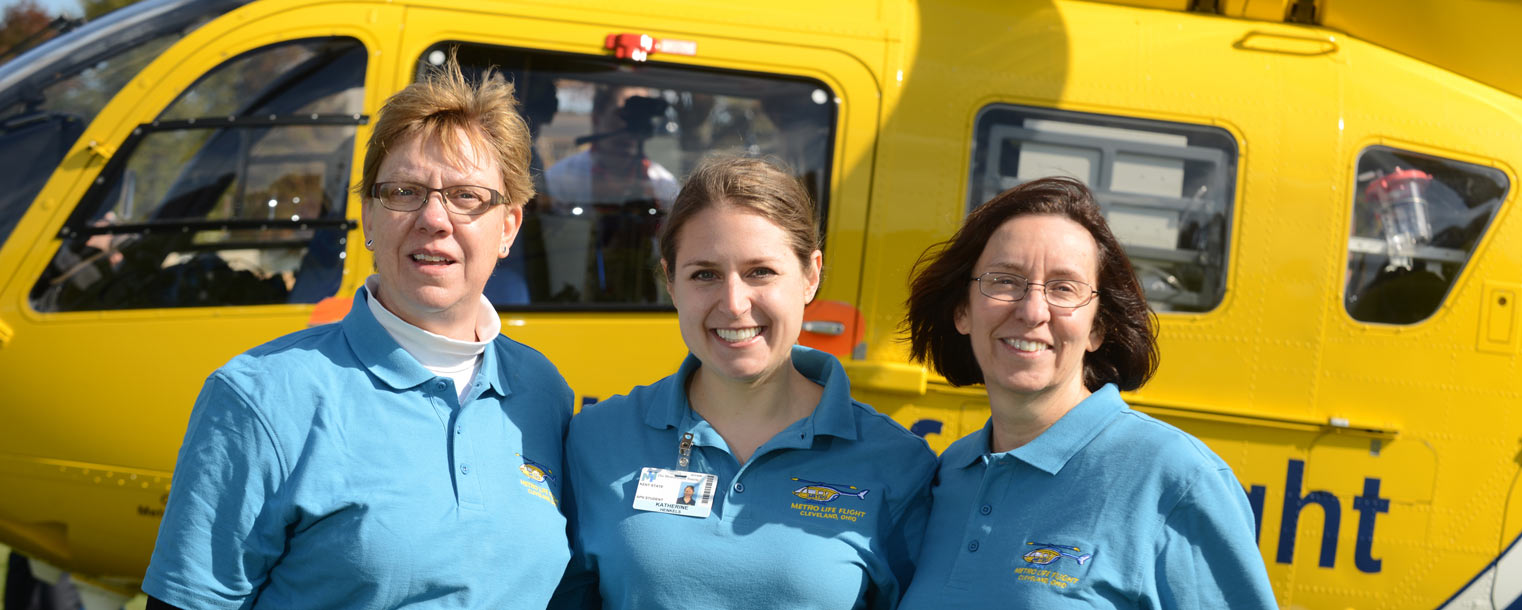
[0,0,238,248]
[31,37,366,312]
[437,42,836,310]
[0,33,178,247]
[1344,146,1509,324]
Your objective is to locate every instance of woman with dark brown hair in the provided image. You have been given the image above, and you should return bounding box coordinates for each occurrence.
[897,177,1275,608]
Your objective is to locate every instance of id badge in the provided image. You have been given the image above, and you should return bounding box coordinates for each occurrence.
[632,467,717,518]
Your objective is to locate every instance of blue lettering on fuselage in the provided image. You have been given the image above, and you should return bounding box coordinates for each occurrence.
[1252,459,1388,573]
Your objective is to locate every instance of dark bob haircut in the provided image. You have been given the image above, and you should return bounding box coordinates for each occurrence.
[903,176,1158,391]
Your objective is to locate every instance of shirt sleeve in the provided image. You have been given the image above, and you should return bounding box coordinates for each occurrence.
[141,373,290,610]
[1154,466,1278,610]
[870,450,937,610]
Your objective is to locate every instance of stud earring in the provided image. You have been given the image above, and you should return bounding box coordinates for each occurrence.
[500,245,508,255]
[365,238,373,250]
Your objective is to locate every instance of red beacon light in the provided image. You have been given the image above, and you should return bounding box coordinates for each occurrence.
[604,32,698,62]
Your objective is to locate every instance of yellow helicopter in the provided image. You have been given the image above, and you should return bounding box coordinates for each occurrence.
[0,0,1517,607]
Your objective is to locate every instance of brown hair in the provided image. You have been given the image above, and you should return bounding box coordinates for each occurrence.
[904,176,1158,391]
[659,154,820,282]
[356,51,534,207]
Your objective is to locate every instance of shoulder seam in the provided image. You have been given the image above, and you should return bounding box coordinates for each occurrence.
[204,372,291,479]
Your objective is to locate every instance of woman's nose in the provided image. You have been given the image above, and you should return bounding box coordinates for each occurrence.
[721,278,751,315]
[413,191,453,232]
[1015,286,1051,325]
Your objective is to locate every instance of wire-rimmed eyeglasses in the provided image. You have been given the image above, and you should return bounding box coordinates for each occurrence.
[371,182,505,216]
[970,271,1099,308]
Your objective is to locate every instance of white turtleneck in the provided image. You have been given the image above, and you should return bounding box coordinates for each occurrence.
[364,275,500,404]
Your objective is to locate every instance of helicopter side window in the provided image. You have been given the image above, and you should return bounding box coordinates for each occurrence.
[436,43,836,309]
[1344,147,1509,324]
[969,105,1238,313]
[30,37,366,312]
[0,34,181,250]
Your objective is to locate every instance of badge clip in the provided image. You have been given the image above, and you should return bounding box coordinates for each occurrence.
[678,432,694,468]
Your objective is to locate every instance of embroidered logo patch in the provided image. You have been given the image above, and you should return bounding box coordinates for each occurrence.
[515,453,559,506]
[789,477,869,502]
[515,453,557,484]
[788,477,871,523]
[1014,541,1091,590]
[1022,541,1091,566]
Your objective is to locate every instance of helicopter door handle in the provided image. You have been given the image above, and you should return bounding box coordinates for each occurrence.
[802,320,845,336]
[1232,31,1338,56]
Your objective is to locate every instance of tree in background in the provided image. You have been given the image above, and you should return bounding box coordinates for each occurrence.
[0,0,56,58]
[80,0,140,19]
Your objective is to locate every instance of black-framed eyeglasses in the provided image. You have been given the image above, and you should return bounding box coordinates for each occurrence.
[370,182,505,216]
[971,271,1099,308]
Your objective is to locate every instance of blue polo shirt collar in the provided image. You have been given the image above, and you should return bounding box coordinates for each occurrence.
[641,346,859,444]
[952,384,1126,475]
[342,286,509,397]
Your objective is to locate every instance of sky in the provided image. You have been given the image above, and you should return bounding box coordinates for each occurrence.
[2,0,83,17]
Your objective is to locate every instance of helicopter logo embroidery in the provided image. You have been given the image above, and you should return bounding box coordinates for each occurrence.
[1022,541,1091,566]
[789,477,869,502]
[516,453,557,484]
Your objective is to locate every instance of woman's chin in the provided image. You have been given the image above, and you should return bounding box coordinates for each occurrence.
[702,355,785,385]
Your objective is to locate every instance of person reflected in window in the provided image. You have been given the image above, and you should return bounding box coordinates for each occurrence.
[544,85,680,213]
[141,55,574,610]
[897,177,1276,609]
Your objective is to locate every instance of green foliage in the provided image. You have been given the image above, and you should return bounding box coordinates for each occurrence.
[80,0,142,20]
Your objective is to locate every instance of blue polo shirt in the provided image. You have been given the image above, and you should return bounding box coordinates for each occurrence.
[143,286,573,609]
[899,385,1277,609]
[551,347,937,610]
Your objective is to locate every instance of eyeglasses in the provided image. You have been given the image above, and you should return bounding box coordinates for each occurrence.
[370,182,504,216]
[971,271,1099,309]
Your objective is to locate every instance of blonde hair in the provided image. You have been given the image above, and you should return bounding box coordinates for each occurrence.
[356,52,534,207]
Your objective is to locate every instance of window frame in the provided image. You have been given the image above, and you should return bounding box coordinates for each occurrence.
[30,36,370,313]
[1342,143,1511,325]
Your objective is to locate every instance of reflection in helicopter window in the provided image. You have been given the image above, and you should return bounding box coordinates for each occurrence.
[435,43,836,309]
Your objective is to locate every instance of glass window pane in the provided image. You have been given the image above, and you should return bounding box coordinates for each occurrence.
[436,43,837,309]
[31,37,366,312]
[969,105,1238,313]
[1344,146,1509,324]
[0,35,179,248]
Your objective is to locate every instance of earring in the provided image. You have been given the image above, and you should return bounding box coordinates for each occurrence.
[365,238,373,250]
[500,245,508,255]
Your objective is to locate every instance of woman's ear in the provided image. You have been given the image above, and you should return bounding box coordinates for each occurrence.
[804,249,822,303]
[498,205,524,259]
[660,258,675,304]
[954,303,971,336]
